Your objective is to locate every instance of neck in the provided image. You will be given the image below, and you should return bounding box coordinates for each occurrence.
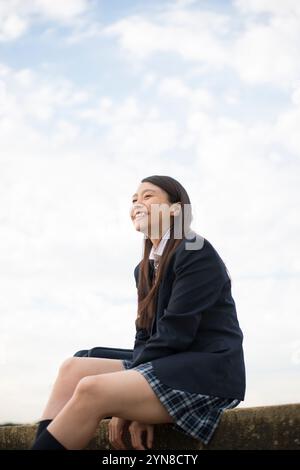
[150,225,171,249]
[151,237,161,249]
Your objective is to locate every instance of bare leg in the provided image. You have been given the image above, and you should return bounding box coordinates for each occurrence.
[47,369,174,449]
[40,357,125,419]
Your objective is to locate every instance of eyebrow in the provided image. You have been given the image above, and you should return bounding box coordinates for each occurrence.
[132,189,157,198]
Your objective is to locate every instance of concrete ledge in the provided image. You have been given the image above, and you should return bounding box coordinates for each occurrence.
[0,403,299,450]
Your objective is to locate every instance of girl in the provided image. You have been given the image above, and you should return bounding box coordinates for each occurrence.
[31,175,246,450]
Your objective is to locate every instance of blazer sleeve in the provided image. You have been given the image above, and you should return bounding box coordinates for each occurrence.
[130,243,228,366]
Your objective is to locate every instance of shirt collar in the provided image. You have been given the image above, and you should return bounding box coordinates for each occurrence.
[149,226,171,260]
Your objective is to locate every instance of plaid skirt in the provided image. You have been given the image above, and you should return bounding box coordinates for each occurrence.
[122,359,240,445]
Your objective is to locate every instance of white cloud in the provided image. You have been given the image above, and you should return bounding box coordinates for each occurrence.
[0,64,90,126]
[102,8,230,67]
[141,72,158,89]
[232,15,300,88]
[0,13,27,41]
[184,109,300,274]
[235,0,300,17]
[79,96,141,126]
[158,77,215,110]
[77,94,179,161]
[34,0,88,22]
[101,1,300,91]
[291,85,300,105]
[274,88,300,156]
[0,0,90,41]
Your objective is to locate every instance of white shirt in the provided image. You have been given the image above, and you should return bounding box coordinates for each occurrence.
[149,226,171,260]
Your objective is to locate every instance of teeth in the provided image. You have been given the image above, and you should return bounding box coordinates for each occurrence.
[135,212,147,219]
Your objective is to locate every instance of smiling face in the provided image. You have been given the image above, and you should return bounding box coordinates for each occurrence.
[130,181,178,239]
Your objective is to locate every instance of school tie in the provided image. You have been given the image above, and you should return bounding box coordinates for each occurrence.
[152,253,160,279]
[148,257,159,283]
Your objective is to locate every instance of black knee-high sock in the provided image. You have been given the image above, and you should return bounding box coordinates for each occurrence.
[30,428,66,450]
[34,419,53,441]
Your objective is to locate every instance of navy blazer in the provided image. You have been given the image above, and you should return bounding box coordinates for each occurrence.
[130,231,246,400]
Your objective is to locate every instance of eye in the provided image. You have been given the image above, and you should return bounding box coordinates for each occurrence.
[132,193,152,203]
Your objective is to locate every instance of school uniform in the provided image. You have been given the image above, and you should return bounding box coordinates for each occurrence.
[74,228,246,445]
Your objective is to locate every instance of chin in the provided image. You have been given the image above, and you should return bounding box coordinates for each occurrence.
[133,220,149,235]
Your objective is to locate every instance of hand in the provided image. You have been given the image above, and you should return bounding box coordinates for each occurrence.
[108,417,130,450]
[128,421,154,450]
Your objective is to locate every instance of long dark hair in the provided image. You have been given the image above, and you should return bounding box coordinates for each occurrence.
[135,175,193,333]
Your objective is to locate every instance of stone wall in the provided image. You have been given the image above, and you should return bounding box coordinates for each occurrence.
[0,403,299,450]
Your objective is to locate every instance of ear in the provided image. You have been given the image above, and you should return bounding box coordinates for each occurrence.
[170,202,181,217]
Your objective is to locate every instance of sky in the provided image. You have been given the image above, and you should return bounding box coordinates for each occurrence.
[0,0,299,423]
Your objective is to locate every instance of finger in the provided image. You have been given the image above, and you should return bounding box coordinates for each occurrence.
[113,427,126,450]
[146,426,154,449]
[110,425,118,449]
[109,424,116,449]
[111,424,122,450]
[130,427,140,450]
[129,428,136,449]
[115,429,127,450]
[112,422,127,450]
[134,429,146,450]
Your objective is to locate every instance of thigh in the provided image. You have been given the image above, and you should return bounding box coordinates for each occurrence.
[82,369,175,425]
[60,356,126,383]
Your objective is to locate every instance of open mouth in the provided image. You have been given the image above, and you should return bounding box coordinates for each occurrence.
[134,211,148,221]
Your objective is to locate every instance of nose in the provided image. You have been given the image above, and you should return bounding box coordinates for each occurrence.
[132,202,146,211]
[130,202,142,217]
[131,202,144,218]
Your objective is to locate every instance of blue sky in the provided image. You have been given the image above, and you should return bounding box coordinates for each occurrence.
[0,0,300,423]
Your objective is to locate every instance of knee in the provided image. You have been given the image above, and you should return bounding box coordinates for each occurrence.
[74,376,100,400]
[58,356,79,378]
